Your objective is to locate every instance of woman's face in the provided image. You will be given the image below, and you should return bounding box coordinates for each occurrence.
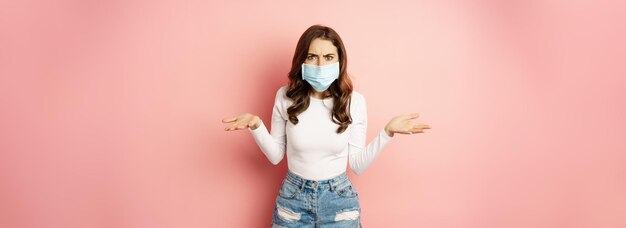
[304,38,339,66]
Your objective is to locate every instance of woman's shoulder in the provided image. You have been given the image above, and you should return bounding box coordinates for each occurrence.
[272,86,290,119]
[350,90,366,104]
[275,85,288,99]
[349,90,367,117]
[274,86,291,106]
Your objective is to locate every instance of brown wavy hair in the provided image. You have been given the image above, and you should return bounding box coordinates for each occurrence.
[286,25,353,134]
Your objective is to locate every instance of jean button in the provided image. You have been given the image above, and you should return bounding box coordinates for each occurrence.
[311,182,317,188]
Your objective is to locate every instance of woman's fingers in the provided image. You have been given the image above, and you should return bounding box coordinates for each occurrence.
[408,128,425,134]
[411,124,430,131]
[222,116,237,123]
[225,125,243,131]
[398,129,424,135]
[224,122,239,131]
[224,121,257,131]
[390,123,429,135]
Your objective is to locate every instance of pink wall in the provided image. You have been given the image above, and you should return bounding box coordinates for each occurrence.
[1,0,625,227]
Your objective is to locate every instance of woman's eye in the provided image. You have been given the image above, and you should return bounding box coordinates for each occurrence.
[307,56,317,60]
[325,56,334,61]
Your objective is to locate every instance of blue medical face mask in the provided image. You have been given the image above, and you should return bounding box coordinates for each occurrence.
[301,62,340,92]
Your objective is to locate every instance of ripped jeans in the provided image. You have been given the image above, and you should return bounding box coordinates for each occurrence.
[271,170,362,228]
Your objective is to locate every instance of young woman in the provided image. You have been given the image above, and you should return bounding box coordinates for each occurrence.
[222,25,430,227]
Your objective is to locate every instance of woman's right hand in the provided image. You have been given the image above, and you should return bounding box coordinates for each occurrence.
[221,113,262,131]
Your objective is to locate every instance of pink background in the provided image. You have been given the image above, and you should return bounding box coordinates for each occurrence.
[1,0,625,227]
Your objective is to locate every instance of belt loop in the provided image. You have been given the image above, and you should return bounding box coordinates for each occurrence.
[329,178,336,192]
[300,179,305,190]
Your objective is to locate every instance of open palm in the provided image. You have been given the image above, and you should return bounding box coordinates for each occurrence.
[385,113,431,137]
[222,113,261,131]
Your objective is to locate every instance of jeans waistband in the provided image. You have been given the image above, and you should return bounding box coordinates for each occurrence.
[285,170,349,191]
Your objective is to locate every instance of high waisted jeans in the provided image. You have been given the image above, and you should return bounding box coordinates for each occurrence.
[271,170,362,228]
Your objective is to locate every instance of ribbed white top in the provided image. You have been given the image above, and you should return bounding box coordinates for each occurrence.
[248,86,393,180]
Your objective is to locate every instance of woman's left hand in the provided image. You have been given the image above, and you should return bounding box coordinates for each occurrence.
[384,113,431,137]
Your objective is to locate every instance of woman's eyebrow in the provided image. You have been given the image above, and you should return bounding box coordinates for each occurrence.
[307,53,336,56]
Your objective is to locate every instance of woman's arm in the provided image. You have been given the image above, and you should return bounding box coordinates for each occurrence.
[348,93,393,175]
[247,87,288,165]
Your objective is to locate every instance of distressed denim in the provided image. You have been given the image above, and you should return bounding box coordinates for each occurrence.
[271,170,362,228]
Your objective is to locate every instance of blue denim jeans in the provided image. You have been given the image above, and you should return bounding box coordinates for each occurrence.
[271,170,362,227]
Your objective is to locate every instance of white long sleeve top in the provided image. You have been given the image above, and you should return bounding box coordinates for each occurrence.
[248,86,393,180]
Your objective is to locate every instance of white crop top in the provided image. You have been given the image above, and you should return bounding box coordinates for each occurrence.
[248,86,393,180]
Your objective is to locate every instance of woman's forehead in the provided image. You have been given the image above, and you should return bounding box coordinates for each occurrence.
[308,38,337,54]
